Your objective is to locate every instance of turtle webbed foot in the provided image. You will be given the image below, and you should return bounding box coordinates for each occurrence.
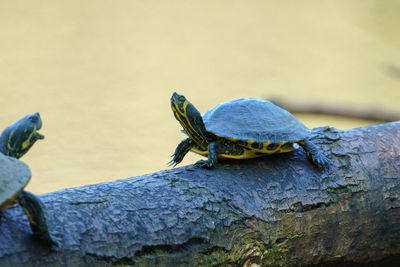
[167,156,180,168]
[299,139,330,169]
[51,238,64,254]
[168,138,192,168]
[194,159,216,169]
[309,151,330,169]
[38,233,64,254]
[194,142,218,169]
[34,132,45,140]
[168,150,186,167]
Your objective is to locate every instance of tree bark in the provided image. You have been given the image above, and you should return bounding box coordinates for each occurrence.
[1,122,400,267]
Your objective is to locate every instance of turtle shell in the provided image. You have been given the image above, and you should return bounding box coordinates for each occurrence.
[0,152,31,210]
[202,98,311,143]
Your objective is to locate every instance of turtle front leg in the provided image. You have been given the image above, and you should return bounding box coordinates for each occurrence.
[195,141,241,169]
[195,142,219,169]
[298,138,329,168]
[168,138,194,167]
[17,190,63,251]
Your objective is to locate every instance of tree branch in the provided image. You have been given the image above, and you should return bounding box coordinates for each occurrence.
[269,98,400,122]
[1,122,400,266]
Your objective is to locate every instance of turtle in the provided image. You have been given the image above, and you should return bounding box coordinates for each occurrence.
[0,112,62,250]
[169,92,329,169]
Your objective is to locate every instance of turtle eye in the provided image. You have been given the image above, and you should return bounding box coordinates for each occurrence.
[30,116,38,123]
[179,96,185,102]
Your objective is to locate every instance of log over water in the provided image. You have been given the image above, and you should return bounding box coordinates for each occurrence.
[1,122,400,266]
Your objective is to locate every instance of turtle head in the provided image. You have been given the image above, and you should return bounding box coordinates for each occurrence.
[171,92,208,148]
[0,112,44,159]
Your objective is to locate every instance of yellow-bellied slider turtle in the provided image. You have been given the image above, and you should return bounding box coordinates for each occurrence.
[169,92,329,169]
[0,113,61,249]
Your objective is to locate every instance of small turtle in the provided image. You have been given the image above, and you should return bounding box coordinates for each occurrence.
[169,93,329,169]
[0,112,62,249]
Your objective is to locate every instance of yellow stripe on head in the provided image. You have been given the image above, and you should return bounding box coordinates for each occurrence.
[171,93,209,148]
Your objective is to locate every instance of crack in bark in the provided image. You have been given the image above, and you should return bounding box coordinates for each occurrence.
[85,252,136,265]
[134,237,208,257]
[67,200,107,205]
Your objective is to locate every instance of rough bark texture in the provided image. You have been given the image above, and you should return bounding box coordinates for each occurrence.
[1,122,400,267]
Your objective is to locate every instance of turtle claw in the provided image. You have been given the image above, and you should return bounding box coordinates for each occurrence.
[168,138,192,168]
[167,159,178,168]
[194,160,215,169]
[300,139,330,169]
[42,236,64,254]
[53,239,64,255]
[311,152,330,169]
[167,153,180,168]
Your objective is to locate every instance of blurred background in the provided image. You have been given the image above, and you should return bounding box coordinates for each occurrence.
[0,0,399,194]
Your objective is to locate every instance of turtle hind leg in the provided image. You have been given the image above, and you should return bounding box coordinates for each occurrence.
[298,138,329,168]
[168,138,194,167]
[17,190,63,251]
